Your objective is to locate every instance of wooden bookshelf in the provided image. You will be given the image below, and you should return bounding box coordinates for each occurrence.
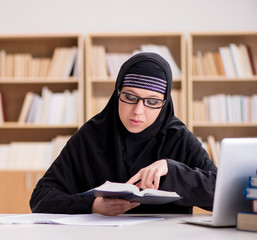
[0,34,84,213]
[188,32,257,214]
[188,32,257,160]
[85,33,186,123]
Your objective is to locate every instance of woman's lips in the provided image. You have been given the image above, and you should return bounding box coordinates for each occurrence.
[130,119,143,127]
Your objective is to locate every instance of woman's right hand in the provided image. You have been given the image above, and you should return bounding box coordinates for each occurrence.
[92,197,140,216]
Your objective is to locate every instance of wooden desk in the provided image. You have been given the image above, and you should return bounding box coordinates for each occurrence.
[0,214,256,240]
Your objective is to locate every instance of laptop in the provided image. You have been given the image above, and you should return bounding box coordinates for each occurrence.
[183,138,257,227]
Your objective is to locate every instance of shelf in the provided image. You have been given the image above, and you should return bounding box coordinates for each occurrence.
[0,34,84,213]
[0,169,46,173]
[188,31,257,146]
[0,127,76,144]
[192,126,257,142]
[0,77,79,83]
[192,76,257,82]
[0,122,79,129]
[192,122,257,127]
[91,76,182,83]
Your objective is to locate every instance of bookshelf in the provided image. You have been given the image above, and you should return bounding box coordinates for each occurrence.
[85,33,186,123]
[0,34,84,213]
[188,32,257,160]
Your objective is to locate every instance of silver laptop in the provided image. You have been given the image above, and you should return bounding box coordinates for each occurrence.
[183,138,257,227]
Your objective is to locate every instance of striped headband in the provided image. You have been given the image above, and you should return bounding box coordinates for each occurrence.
[122,73,167,94]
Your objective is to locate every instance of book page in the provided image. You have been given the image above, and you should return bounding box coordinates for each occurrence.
[140,188,180,197]
[95,181,140,194]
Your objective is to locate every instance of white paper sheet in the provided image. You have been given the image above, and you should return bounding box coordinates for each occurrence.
[51,214,163,226]
[0,213,163,227]
[0,214,72,224]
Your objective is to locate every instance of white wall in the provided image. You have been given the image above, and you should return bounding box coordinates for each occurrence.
[0,0,256,35]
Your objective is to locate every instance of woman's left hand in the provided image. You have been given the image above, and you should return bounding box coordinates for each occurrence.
[126,159,168,190]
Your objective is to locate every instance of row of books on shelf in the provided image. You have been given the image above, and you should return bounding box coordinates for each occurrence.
[0,87,79,124]
[90,44,181,79]
[236,176,257,232]
[0,47,78,79]
[0,135,70,170]
[192,43,256,77]
[193,94,257,123]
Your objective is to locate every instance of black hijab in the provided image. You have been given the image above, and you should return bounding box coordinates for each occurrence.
[30,52,217,214]
[84,52,181,182]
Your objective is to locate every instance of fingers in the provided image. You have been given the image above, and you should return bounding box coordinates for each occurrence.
[92,197,140,216]
[92,162,168,215]
[153,171,161,190]
[126,174,140,185]
[105,199,140,216]
[126,168,157,189]
[127,159,168,190]
[139,167,159,189]
[108,200,140,216]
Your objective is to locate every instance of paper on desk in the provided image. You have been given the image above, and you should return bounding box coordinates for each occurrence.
[0,214,72,224]
[0,213,163,227]
[52,214,163,226]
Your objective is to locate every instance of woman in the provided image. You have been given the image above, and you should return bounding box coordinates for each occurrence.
[30,52,217,216]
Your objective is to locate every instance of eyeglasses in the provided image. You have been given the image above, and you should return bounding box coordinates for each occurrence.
[118,91,166,109]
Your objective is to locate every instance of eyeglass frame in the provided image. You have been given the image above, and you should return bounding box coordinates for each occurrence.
[117,90,166,109]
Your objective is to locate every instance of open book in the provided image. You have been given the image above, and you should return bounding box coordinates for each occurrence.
[78,181,182,205]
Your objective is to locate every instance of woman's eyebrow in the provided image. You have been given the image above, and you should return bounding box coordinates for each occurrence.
[125,90,161,98]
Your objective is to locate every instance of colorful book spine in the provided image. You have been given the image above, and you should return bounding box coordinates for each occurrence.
[244,176,257,200]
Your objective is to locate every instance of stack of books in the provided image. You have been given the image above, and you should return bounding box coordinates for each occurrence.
[236,176,257,232]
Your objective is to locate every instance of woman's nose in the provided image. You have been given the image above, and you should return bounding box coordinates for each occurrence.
[133,99,145,114]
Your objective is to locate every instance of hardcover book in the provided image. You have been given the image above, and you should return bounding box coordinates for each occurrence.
[78,181,182,205]
[244,176,257,199]
[237,212,257,232]
[249,176,257,187]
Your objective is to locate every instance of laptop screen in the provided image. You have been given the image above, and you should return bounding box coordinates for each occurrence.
[212,138,257,226]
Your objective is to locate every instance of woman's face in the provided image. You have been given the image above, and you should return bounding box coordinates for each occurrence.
[118,87,164,133]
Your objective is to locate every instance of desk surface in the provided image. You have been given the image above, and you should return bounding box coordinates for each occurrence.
[0,214,256,240]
